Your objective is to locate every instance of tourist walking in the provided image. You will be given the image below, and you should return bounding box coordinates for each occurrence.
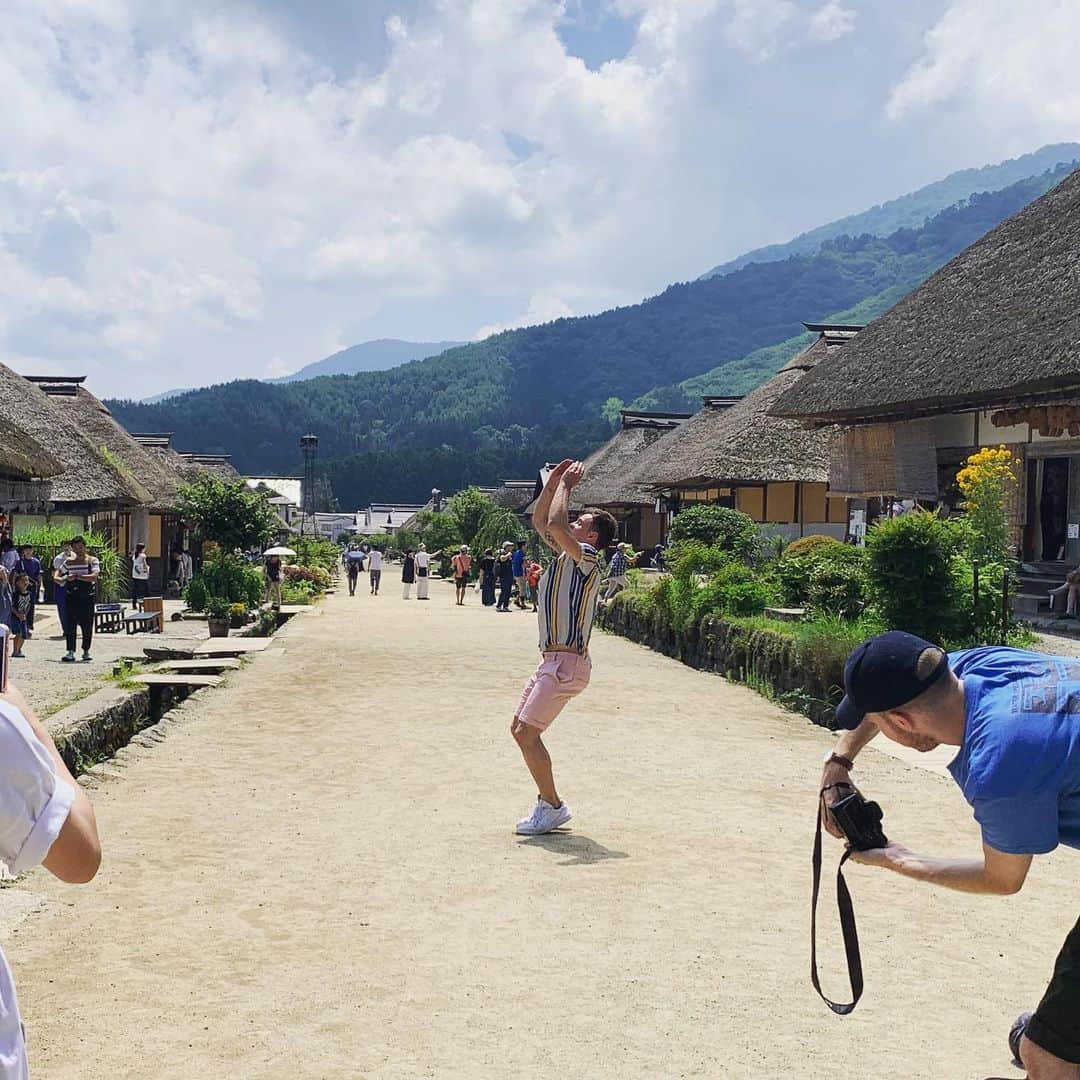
[367,546,383,595]
[14,545,42,635]
[527,558,542,612]
[479,549,496,607]
[401,549,416,599]
[51,539,73,638]
[415,543,440,600]
[8,574,32,658]
[510,459,616,835]
[451,546,472,605]
[0,539,17,575]
[602,542,631,600]
[61,536,99,663]
[131,543,150,608]
[495,542,515,612]
[181,548,194,586]
[345,544,364,596]
[264,554,283,607]
[818,632,1080,1078]
[0,680,101,1079]
[512,540,528,609]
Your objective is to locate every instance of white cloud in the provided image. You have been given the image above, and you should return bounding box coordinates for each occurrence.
[808,2,855,43]
[474,292,575,339]
[888,0,1080,135]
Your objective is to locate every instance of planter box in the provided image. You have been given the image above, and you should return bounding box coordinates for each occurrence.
[207,617,230,638]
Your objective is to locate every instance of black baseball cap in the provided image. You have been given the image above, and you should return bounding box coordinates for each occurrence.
[835,630,949,730]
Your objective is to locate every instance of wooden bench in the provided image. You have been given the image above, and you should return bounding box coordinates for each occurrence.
[124,611,163,635]
[94,604,125,634]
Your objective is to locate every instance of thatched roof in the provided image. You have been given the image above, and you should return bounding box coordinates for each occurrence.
[626,332,854,489]
[571,412,691,508]
[29,378,178,508]
[772,167,1080,423]
[0,413,62,481]
[491,480,539,512]
[0,370,146,504]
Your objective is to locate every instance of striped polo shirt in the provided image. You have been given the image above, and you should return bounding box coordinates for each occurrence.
[537,543,602,655]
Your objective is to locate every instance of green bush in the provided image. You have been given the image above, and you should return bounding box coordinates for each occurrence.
[865,511,964,644]
[783,534,841,560]
[668,505,758,558]
[806,546,865,618]
[292,537,339,573]
[282,579,317,605]
[185,553,263,611]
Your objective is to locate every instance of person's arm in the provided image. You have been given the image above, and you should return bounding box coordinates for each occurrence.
[533,460,573,551]
[1,683,101,884]
[83,558,100,583]
[544,460,587,562]
[850,840,1031,895]
[819,718,880,838]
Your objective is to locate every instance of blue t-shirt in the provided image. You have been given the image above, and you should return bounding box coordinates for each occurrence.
[947,646,1080,855]
[512,550,526,576]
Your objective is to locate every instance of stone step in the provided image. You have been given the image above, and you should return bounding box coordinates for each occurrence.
[192,637,272,657]
[153,658,242,673]
[1013,592,1051,615]
[136,674,223,688]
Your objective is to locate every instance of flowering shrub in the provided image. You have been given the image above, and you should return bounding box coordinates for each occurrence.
[283,564,331,590]
[956,445,1018,565]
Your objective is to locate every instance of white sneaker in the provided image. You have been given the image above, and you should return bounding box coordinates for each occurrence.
[515,798,572,835]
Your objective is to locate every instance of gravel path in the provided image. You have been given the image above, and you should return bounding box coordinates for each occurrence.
[2,584,1074,1079]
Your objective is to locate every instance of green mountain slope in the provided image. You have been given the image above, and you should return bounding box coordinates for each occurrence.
[699,143,1080,280]
[269,338,466,383]
[107,161,1077,508]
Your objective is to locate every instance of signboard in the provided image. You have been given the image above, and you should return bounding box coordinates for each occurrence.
[1069,523,1080,540]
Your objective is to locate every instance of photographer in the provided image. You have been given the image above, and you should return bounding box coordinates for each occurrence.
[820,631,1080,1079]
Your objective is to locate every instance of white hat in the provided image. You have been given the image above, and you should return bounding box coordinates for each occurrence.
[502,540,513,549]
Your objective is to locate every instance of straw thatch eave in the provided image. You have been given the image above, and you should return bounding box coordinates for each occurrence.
[771,166,1080,423]
[571,417,690,509]
[0,414,62,481]
[624,341,840,490]
[0,365,147,505]
[34,382,179,508]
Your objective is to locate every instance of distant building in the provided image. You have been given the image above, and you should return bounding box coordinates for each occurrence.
[354,504,426,536]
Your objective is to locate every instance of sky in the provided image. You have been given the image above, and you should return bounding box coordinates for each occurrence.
[3,0,1080,398]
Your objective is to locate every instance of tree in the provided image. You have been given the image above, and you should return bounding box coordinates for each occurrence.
[472,507,527,555]
[414,510,462,575]
[447,486,499,549]
[955,445,1018,565]
[601,397,624,430]
[178,476,280,553]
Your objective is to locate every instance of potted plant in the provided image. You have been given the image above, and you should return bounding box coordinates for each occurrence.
[228,602,247,629]
[205,597,231,638]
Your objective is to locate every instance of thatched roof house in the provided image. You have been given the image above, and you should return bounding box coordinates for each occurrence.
[622,327,859,536]
[1,370,147,509]
[571,411,691,510]
[26,377,177,508]
[770,167,1080,563]
[771,169,1080,425]
[0,415,62,486]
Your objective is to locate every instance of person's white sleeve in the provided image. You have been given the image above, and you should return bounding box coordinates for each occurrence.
[0,701,75,877]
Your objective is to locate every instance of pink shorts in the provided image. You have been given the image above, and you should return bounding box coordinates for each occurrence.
[515,652,591,731]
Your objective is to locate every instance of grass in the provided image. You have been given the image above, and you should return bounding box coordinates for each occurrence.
[104,660,146,690]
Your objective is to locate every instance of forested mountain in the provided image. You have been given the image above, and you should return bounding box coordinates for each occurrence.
[108,161,1077,509]
[700,143,1080,280]
[269,338,465,383]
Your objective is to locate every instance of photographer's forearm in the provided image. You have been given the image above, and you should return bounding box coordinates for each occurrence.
[879,852,1010,894]
[835,718,879,762]
[547,481,571,532]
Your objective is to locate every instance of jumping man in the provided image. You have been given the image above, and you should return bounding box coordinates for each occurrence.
[511,459,616,836]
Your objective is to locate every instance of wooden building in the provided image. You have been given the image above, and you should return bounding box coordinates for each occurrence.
[771,166,1080,567]
[565,411,691,548]
[625,328,857,540]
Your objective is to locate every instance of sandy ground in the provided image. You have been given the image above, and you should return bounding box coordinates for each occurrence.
[1,582,1074,1079]
[15,600,208,718]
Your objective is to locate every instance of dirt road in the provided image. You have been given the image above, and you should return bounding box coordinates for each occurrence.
[4,583,1072,1078]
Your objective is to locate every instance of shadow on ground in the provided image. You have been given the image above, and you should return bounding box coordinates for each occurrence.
[518,833,629,866]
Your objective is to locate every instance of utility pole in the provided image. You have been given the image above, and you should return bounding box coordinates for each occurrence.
[300,434,318,537]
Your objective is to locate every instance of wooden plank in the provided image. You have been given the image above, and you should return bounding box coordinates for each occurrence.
[152,658,242,672]
[143,646,195,661]
[136,674,223,688]
[192,637,272,657]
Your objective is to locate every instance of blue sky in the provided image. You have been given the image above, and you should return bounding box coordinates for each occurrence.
[2,0,1078,397]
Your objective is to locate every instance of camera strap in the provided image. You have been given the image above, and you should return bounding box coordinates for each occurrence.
[810,785,864,1015]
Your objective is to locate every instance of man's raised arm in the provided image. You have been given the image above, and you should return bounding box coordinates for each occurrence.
[545,461,587,562]
[533,459,572,551]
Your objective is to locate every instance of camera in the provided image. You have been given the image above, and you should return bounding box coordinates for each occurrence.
[829,790,887,851]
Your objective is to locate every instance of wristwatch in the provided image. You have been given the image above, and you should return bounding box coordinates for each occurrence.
[822,750,855,770]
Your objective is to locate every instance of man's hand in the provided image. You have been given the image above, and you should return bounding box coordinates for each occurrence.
[819,760,857,840]
[561,461,585,491]
[544,459,573,492]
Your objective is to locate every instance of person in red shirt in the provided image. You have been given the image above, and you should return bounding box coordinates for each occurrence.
[526,560,542,612]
